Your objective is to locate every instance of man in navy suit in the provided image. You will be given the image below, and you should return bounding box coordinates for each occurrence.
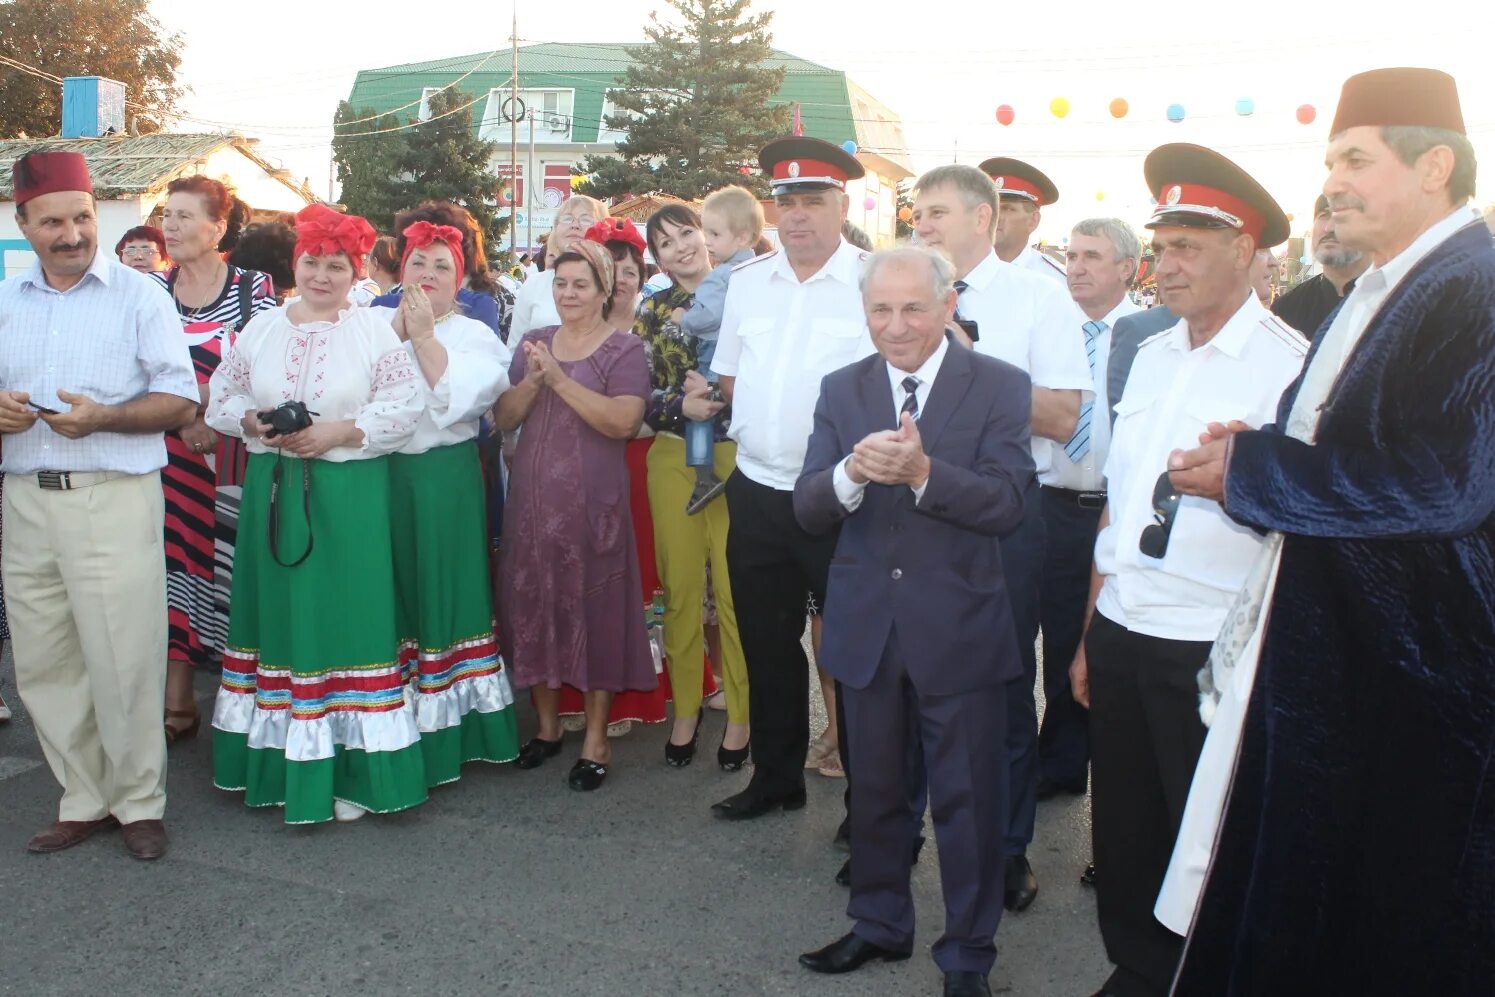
[793,246,1035,997]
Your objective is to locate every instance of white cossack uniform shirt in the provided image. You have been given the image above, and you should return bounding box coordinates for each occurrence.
[1094,291,1307,641]
[711,239,874,490]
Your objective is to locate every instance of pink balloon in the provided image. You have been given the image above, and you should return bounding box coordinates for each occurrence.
[1296,104,1317,125]
[996,104,1015,126]
[863,195,877,211]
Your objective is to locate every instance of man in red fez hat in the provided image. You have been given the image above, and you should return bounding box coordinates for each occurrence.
[0,150,199,861]
[1166,68,1495,994]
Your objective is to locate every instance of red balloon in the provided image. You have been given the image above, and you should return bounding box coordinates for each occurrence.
[1296,104,1317,125]
[996,104,1015,126]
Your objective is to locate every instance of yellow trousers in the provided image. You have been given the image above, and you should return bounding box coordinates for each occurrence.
[646,434,748,723]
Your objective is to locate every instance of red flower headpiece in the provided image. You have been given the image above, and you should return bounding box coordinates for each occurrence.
[293,204,377,277]
[400,220,467,289]
[584,217,646,256]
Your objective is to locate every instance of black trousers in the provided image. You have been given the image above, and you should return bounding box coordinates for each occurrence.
[999,478,1045,855]
[724,470,839,796]
[1037,486,1104,784]
[1085,613,1211,997]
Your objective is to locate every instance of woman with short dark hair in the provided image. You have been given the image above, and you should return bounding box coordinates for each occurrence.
[228,222,297,304]
[116,225,168,273]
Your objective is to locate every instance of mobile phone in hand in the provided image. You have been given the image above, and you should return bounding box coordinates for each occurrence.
[26,401,59,415]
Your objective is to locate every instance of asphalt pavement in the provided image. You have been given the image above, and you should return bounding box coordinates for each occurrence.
[0,641,1109,997]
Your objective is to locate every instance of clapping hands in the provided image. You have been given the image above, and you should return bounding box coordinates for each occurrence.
[522,339,562,388]
[847,412,930,488]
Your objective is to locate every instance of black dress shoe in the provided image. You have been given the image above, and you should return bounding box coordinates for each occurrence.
[837,835,925,887]
[567,758,608,791]
[514,736,563,770]
[832,818,851,852]
[710,785,806,820]
[1004,853,1038,911]
[943,970,992,996]
[798,932,911,974]
[665,710,703,768]
[1080,862,1096,887]
[1036,776,1088,800]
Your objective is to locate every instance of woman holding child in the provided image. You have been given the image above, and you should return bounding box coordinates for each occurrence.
[635,197,758,769]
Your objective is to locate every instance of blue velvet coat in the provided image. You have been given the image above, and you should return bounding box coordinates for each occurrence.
[1174,219,1495,995]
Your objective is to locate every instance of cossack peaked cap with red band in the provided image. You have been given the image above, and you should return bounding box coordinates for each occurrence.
[1331,67,1465,135]
[1143,143,1290,248]
[759,136,865,194]
[978,157,1059,206]
[12,150,93,206]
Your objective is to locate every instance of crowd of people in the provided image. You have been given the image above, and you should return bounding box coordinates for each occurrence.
[1,64,1491,997]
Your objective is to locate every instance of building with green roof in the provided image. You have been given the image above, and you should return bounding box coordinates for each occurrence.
[345,43,912,250]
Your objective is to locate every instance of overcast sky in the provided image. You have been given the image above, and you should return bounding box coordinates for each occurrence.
[152,0,1494,249]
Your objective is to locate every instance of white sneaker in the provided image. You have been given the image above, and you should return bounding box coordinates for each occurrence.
[333,799,367,823]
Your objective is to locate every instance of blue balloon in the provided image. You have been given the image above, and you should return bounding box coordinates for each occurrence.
[841,140,858,155]
[1166,103,1186,123]
[1236,97,1255,116]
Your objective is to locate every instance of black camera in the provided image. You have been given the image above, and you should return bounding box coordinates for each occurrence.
[257,400,315,439]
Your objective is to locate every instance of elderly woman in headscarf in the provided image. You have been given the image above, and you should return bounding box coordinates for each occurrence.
[206,204,426,824]
[497,239,655,792]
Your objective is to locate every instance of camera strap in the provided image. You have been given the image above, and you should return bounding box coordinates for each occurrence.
[268,453,314,567]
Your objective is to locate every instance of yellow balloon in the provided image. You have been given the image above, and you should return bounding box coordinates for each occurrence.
[1095,191,1105,201]
[1050,96,1071,119]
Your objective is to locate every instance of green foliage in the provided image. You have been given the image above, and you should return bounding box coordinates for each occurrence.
[0,0,184,137]
[333,90,509,252]
[578,0,789,201]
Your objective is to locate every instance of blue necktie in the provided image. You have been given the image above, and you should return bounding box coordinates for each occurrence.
[900,375,921,421]
[1064,320,1106,461]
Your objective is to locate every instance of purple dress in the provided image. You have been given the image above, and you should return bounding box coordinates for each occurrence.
[500,326,657,692]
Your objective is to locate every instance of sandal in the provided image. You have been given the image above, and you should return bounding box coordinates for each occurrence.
[164,709,201,744]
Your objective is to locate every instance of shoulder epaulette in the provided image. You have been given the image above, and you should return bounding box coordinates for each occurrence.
[1137,326,1174,351]
[1258,313,1309,355]
[733,249,779,273]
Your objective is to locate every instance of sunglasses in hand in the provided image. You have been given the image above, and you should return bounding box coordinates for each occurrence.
[1138,471,1182,560]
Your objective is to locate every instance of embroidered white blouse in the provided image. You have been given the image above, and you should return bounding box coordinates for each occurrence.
[368,308,512,454]
[206,305,422,462]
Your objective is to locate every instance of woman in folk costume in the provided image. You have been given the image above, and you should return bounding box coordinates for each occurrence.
[371,220,520,782]
[206,204,426,824]
[1164,69,1495,994]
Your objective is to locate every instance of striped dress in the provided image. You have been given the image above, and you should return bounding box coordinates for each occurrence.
[149,266,276,667]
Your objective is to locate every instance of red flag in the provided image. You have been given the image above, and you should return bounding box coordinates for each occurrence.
[793,103,803,136]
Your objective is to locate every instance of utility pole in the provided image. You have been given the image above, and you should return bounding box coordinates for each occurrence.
[509,8,519,255]
[527,99,536,253]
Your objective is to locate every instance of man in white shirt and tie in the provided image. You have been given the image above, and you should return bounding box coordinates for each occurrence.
[1067,144,1306,997]
[1036,219,1143,804]
[911,163,1091,912]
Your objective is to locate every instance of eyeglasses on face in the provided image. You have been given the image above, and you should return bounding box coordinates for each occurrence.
[121,245,159,257]
[1138,471,1182,560]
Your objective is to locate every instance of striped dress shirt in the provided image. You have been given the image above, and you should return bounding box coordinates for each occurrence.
[0,249,198,474]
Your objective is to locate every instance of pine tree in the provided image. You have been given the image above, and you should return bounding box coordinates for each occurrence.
[331,101,406,231]
[578,0,790,201]
[332,90,509,255]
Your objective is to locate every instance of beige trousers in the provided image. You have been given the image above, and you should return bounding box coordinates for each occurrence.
[2,471,169,823]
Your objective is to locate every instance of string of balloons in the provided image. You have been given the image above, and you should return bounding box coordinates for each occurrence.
[995,98,1318,126]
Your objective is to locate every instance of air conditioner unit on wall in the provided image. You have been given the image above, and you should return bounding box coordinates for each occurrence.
[540,112,568,133]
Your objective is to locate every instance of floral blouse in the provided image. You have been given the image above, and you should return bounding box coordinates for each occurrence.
[632,284,730,440]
